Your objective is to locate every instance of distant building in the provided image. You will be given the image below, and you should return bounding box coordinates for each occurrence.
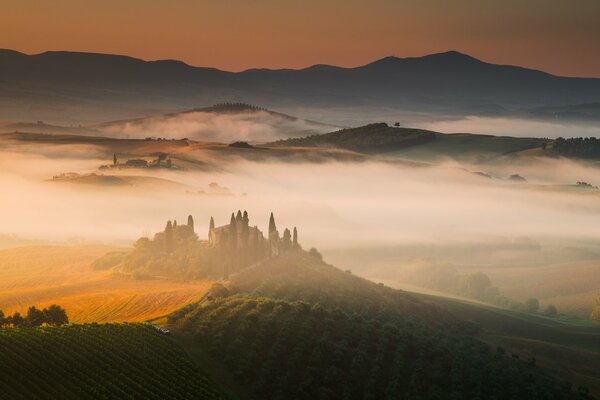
[209,212,264,249]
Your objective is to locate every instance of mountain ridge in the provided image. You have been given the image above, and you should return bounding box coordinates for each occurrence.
[1,48,599,125]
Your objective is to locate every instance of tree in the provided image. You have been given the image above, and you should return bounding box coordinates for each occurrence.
[43,304,69,326]
[543,304,558,317]
[282,228,292,250]
[0,310,5,326]
[209,216,215,237]
[26,306,46,327]
[293,227,298,249]
[241,211,250,246]
[309,248,322,261]
[165,221,174,253]
[113,153,118,165]
[525,298,540,313]
[229,213,238,249]
[187,215,194,233]
[457,273,492,300]
[269,212,277,236]
[9,312,24,327]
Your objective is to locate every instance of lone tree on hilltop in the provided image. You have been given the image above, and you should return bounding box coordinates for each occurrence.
[187,215,194,233]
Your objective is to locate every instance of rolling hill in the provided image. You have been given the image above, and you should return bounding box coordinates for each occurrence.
[166,250,596,400]
[1,49,600,124]
[94,103,337,142]
[268,122,548,161]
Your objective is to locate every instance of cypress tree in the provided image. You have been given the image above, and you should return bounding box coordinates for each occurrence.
[229,213,238,273]
[269,212,277,235]
[165,220,174,253]
[282,228,292,250]
[173,220,178,229]
[187,215,194,233]
[241,211,250,246]
[113,153,117,166]
[229,213,238,249]
[293,227,298,249]
[209,216,215,239]
[236,210,243,225]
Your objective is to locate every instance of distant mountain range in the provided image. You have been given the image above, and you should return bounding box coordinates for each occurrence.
[1,48,599,125]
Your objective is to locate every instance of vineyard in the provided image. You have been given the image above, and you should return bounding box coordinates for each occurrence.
[0,323,222,399]
[0,245,213,322]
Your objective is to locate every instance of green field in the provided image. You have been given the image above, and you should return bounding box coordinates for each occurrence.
[387,133,547,163]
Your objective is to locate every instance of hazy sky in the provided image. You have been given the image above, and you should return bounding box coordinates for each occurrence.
[2,0,600,77]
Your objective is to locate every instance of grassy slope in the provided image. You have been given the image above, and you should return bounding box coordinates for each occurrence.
[0,245,212,322]
[403,289,600,396]
[0,323,223,400]
[387,132,547,162]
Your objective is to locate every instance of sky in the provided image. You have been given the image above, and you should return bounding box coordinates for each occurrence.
[2,0,600,77]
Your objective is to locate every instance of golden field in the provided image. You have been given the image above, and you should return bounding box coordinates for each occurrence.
[0,245,212,322]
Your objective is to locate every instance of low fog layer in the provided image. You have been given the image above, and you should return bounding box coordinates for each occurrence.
[97,110,334,143]
[2,143,600,251]
[413,117,600,139]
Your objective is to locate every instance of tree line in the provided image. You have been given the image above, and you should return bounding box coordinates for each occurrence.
[399,261,559,316]
[0,304,68,328]
[554,137,600,159]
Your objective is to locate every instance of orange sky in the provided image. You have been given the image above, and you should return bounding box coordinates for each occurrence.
[2,0,600,77]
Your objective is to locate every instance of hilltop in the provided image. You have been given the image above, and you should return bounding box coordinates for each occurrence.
[268,123,436,153]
